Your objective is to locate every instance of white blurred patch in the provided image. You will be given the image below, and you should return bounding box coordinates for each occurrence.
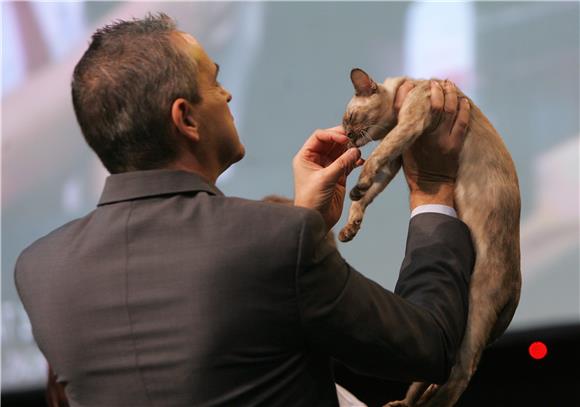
[404,2,475,94]
[336,384,367,407]
[2,4,26,96]
[33,2,85,60]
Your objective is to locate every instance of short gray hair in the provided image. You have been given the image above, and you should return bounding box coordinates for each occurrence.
[72,13,200,173]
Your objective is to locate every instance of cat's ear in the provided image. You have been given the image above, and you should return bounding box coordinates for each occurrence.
[350,68,377,97]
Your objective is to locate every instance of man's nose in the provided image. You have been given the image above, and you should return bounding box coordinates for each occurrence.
[226,91,232,103]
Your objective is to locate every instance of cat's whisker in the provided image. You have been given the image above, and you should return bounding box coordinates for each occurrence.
[361,129,373,145]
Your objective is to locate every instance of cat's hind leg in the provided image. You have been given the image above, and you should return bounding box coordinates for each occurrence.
[339,157,402,242]
[419,262,520,407]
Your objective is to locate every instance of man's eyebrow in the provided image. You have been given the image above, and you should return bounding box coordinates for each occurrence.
[214,63,220,77]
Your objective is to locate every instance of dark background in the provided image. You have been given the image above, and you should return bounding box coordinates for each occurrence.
[3,324,580,406]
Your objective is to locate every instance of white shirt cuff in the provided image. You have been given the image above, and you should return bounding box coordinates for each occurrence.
[411,204,457,219]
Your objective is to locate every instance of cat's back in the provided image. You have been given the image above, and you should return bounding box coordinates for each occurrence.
[390,77,522,238]
[405,78,518,185]
[448,87,521,255]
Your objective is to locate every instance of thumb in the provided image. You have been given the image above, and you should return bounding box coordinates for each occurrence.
[324,147,361,182]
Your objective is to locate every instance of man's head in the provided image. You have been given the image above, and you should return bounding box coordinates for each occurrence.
[72,13,244,176]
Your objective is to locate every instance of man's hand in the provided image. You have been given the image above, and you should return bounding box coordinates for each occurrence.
[293,126,362,230]
[396,80,471,209]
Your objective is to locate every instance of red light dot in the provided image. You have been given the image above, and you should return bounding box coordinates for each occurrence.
[529,341,547,360]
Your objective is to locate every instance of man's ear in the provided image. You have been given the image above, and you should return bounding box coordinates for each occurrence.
[171,98,199,142]
[350,68,377,97]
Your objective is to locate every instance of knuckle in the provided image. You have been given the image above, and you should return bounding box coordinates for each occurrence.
[455,121,468,133]
[461,98,471,111]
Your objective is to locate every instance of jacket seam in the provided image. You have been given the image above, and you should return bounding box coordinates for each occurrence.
[123,201,154,406]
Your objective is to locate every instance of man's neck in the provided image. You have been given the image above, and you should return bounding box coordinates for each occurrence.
[166,158,220,185]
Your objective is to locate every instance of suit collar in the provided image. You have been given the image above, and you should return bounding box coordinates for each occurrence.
[97,169,224,206]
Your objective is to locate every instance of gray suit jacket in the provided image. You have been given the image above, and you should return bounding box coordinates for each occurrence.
[15,169,474,407]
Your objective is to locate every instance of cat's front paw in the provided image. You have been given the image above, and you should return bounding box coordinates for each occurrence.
[339,219,362,242]
[350,181,371,201]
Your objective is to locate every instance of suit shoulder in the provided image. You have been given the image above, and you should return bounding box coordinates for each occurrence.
[215,196,323,229]
[15,212,95,271]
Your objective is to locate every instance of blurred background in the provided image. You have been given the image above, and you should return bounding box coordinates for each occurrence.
[2,1,579,404]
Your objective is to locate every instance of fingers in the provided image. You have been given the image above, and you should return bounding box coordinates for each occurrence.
[435,80,460,132]
[430,81,444,113]
[324,126,348,158]
[325,125,346,135]
[443,80,458,114]
[325,147,361,182]
[312,128,348,145]
[394,81,415,113]
[301,127,349,154]
[449,98,470,146]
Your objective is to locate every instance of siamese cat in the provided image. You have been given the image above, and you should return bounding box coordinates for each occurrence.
[339,69,521,407]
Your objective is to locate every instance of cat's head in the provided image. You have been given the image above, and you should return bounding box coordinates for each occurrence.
[343,68,395,147]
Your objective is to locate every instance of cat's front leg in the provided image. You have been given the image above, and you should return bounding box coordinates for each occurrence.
[350,86,432,202]
[349,121,423,202]
[349,159,382,201]
[339,157,402,242]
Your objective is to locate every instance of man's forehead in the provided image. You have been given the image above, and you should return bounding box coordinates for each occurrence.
[180,32,199,47]
[175,32,206,62]
[173,32,219,77]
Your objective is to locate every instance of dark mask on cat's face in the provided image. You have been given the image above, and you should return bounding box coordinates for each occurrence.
[343,68,394,148]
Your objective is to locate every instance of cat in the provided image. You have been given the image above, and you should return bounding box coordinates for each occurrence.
[338,69,521,407]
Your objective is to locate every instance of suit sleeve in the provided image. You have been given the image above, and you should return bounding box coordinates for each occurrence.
[295,210,475,384]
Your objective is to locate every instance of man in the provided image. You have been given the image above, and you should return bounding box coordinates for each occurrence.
[15,13,473,406]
